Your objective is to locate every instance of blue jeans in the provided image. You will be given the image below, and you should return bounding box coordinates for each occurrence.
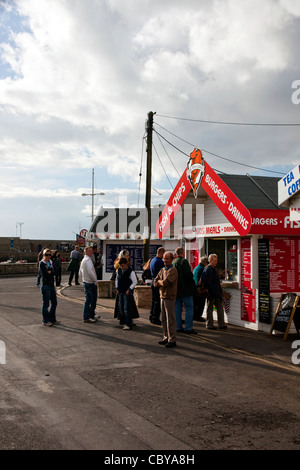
[41,284,57,323]
[119,292,132,327]
[83,283,97,320]
[175,295,194,331]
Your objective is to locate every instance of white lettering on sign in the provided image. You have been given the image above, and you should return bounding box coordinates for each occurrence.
[172,182,186,207]
[284,215,300,229]
[228,202,249,230]
[204,173,227,204]
[278,164,300,206]
[180,223,238,238]
[251,217,278,226]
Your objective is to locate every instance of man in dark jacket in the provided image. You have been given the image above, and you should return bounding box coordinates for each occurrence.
[115,257,137,330]
[149,247,165,325]
[173,247,197,334]
[193,255,208,321]
[201,253,227,330]
[39,249,60,326]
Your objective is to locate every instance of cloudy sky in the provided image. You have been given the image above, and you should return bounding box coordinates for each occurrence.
[0,0,299,240]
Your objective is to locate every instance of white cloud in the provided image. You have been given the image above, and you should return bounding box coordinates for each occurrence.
[0,0,299,239]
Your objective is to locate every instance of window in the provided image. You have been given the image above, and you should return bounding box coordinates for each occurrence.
[205,238,238,281]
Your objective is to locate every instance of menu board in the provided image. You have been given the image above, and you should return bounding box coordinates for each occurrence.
[106,244,161,273]
[269,237,300,293]
[270,293,300,340]
[258,239,271,324]
[241,238,256,323]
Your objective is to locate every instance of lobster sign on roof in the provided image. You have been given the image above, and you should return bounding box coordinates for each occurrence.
[187,148,205,198]
[156,148,252,239]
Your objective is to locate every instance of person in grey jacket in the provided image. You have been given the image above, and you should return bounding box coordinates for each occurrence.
[201,253,227,330]
[154,251,178,348]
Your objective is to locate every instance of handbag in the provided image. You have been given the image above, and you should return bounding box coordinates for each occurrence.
[196,278,209,298]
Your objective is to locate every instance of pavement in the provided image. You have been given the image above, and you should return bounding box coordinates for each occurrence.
[1,276,300,451]
[60,283,300,373]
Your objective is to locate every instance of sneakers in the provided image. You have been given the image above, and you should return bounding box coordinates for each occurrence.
[84,318,96,323]
[94,315,101,320]
[123,325,132,330]
[42,322,53,327]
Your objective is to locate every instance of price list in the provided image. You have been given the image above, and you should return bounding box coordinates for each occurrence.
[269,236,300,293]
[258,239,270,323]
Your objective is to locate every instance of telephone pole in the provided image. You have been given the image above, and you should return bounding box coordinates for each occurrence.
[144,111,155,263]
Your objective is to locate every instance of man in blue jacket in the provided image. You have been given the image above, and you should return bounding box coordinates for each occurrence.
[149,247,165,325]
[201,253,227,330]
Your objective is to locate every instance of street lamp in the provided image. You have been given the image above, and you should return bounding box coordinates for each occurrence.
[16,222,24,238]
[81,192,105,221]
[81,168,105,222]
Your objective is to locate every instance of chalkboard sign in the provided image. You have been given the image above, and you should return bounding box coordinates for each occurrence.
[269,294,300,340]
[258,239,271,324]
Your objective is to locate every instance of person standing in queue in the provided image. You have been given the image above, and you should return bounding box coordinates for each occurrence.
[80,245,100,323]
[113,249,139,324]
[201,253,227,330]
[173,247,197,334]
[154,251,178,348]
[39,248,60,326]
[193,255,209,322]
[115,257,137,330]
[149,247,165,325]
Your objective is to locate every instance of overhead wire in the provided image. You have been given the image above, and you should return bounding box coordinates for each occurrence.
[152,140,174,189]
[153,127,227,175]
[154,131,181,178]
[156,113,300,127]
[154,121,286,176]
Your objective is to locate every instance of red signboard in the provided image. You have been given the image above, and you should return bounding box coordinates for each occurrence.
[241,238,256,322]
[201,160,251,236]
[156,170,190,239]
[156,149,252,238]
[250,209,300,235]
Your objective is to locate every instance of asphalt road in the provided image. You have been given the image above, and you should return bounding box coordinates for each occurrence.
[0,275,299,452]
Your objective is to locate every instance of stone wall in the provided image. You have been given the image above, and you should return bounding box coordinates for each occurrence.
[0,262,69,276]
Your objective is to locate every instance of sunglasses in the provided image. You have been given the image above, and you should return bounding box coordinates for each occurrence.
[45,253,51,256]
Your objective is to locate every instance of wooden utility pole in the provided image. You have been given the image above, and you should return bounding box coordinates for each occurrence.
[144,111,154,263]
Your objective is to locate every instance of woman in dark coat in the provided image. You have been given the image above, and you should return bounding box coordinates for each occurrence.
[113,250,139,324]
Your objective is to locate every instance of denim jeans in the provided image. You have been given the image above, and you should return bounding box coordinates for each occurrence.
[41,284,57,323]
[119,292,132,327]
[83,282,97,320]
[175,295,194,331]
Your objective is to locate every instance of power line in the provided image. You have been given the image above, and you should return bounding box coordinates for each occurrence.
[154,122,285,176]
[156,114,300,127]
[152,141,174,189]
[154,131,181,177]
[153,128,227,175]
